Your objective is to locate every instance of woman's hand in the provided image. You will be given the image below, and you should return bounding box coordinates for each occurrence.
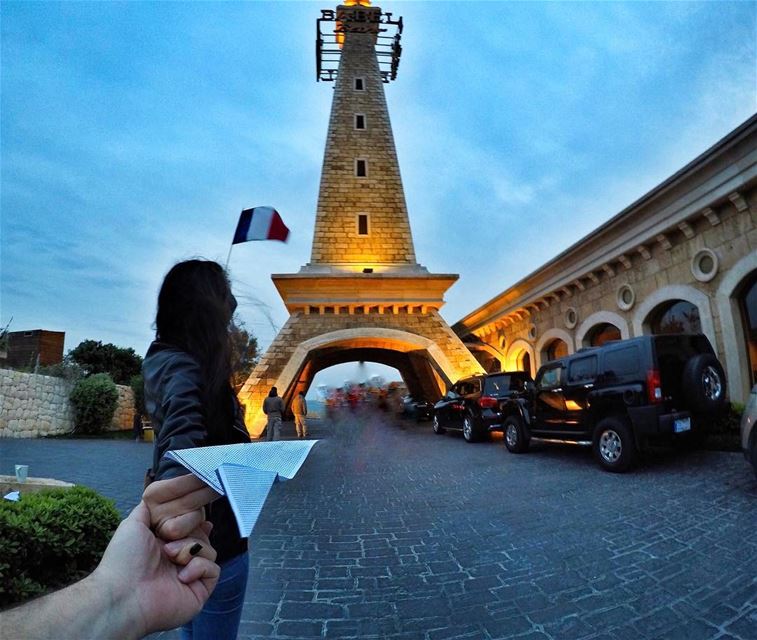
[143,474,221,541]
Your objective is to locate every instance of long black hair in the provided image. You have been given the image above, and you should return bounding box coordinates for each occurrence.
[155,259,237,439]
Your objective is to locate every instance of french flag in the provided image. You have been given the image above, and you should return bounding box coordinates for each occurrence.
[232,206,290,244]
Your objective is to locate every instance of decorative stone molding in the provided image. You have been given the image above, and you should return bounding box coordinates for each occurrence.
[602,263,616,278]
[656,234,673,250]
[631,284,716,348]
[587,272,600,285]
[527,324,538,341]
[702,207,721,226]
[616,284,636,311]
[637,245,652,260]
[618,255,632,270]
[691,248,719,283]
[572,279,586,291]
[728,191,749,213]
[564,307,578,329]
[576,311,630,348]
[678,221,695,239]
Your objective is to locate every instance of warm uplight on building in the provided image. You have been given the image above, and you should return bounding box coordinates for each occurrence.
[336,0,373,48]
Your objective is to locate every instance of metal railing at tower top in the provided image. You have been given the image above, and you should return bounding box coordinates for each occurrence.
[316,6,403,83]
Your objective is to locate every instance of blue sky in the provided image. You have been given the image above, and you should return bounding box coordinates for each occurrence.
[2,1,755,389]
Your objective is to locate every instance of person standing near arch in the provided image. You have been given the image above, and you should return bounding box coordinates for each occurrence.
[263,386,284,440]
[292,390,308,438]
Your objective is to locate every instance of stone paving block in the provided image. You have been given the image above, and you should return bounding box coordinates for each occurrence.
[276,620,324,637]
[724,608,757,639]
[482,613,534,638]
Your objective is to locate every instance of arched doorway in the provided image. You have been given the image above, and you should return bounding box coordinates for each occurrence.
[543,338,569,362]
[586,323,621,347]
[505,340,535,377]
[738,272,757,386]
[649,300,702,334]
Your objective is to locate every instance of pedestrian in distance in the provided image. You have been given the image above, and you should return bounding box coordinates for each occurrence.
[263,386,284,441]
[293,390,308,438]
[143,259,251,640]
[133,411,144,441]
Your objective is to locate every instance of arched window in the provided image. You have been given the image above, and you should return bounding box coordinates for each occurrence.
[545,339,568,362]
[520,351,531,376]
[738,272,757,385]
[587,323,621,347]
[651,300,701,335]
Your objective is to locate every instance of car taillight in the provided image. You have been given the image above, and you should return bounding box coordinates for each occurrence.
[478,396,498,409]
[646,369,662,404]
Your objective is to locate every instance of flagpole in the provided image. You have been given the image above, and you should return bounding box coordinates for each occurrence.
[225,243,234,271]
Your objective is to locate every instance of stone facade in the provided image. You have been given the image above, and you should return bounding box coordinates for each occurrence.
[454,116,757,404]
[0,368,135,438]
[310,11,416,267]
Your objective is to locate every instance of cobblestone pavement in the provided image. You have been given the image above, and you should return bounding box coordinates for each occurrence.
[2,410,756,640]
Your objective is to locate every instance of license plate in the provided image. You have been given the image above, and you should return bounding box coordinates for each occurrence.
[674,417,691,433]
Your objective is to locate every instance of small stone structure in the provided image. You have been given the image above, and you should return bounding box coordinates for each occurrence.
[0,368,135,438]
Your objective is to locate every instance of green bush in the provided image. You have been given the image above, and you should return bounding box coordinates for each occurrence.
[0,486,120,606]
[70,373,118,434]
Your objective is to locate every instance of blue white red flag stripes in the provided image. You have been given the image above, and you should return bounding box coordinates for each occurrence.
[232,206,290,244]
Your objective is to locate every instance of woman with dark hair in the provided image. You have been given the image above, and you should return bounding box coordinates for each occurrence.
[143,259,250,640]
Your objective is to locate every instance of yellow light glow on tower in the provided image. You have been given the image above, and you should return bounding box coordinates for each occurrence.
[336,0,374,48]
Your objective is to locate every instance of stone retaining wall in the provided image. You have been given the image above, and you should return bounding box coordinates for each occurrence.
[0,369,135,438]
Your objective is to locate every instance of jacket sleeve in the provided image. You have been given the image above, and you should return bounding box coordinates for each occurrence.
[262,398,269,415]
[152,354,208,480]
[303,398,307,416]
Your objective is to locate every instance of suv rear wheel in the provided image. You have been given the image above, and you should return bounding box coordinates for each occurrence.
[681,354,727,413]
[462,415,477,442]
[593,417,636,473]
[432,414,445,435]
[503,415,529,453]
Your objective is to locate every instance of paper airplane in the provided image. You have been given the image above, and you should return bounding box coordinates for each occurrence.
[165,440,318,537]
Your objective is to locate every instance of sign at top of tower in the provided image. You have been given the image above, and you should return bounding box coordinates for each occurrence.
[316,2,402,82]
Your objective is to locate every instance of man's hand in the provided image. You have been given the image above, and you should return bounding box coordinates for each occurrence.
[143,474,220,541]
[92,500,220,638]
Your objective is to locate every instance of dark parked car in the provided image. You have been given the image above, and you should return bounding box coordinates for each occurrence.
[433,371,533,442]
[500,334,727,472]
[401,395,433,421]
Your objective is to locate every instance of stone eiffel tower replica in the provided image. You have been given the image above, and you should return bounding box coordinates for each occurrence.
[239,1,483,435]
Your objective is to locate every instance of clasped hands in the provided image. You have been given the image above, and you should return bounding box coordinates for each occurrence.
[94,474,223,638]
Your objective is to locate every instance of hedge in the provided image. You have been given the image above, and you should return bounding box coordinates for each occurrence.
[70,373,118,434]
[0,486,120,606]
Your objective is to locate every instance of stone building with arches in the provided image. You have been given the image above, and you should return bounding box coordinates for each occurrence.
[454,114,757,404]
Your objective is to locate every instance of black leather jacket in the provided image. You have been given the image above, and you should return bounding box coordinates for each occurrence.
[143,341,250,563]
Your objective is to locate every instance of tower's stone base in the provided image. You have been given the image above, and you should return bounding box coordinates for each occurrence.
[239,309,484,436]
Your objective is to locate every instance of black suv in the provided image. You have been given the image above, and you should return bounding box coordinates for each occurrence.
[500,334,726,472]
[433,371,533,442]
